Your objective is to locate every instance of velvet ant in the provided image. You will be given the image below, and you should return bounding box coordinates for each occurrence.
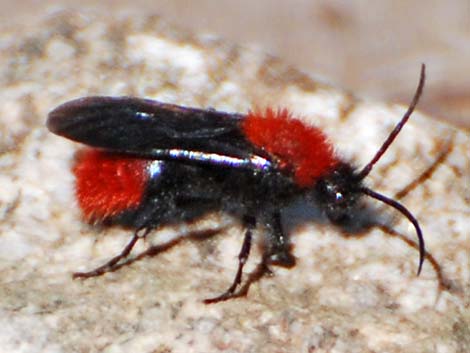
[47,65,426,303]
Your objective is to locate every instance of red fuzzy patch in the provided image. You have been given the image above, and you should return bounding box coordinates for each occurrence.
[73,150,148,222]
[242,108,338,187]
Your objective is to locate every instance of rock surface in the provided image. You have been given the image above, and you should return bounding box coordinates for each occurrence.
[0,10,469,353]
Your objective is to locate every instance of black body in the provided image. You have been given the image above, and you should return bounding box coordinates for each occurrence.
[48,97,331,293]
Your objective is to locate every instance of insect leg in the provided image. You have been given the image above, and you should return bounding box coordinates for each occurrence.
[203,215,256,303]
[264,211,296,268]
[73,227,151,279]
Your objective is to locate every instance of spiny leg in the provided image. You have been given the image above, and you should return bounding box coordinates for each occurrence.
[222,211,296,299]
[213,254,273,302]
[213,211,296,301]
[204,216,256,304]
[73,227,151,279]
[204,249,285,303]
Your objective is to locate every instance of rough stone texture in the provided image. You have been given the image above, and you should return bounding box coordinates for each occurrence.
[0,10,469,353]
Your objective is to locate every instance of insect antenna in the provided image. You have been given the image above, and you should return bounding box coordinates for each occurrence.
[357,64,426,180]
[357,64,427,275]
[361,187,425,275]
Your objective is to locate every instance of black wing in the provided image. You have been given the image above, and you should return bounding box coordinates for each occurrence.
[47,96,272,170]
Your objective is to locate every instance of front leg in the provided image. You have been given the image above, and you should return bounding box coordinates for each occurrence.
[263,211,296,268]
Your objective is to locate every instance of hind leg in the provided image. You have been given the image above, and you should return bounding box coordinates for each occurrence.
[73,227,151,279]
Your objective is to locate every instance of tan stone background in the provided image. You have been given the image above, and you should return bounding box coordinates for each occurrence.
[0,2,469,352]
[1,0,469,127]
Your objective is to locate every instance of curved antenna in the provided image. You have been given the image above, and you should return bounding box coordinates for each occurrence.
[357,64,426,180]
[361,187,425,275]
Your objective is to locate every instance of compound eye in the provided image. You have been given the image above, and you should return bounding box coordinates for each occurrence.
[335,192,344,202]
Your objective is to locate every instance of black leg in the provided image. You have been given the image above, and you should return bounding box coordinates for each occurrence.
[264,211,296,268]
[73,227,151,279]
[204,216,255,303]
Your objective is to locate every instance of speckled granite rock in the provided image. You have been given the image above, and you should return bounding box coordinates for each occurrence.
[0,10,469,353]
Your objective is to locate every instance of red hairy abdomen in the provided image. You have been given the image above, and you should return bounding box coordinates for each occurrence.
[242,108,338,188]
[73,150,148,222]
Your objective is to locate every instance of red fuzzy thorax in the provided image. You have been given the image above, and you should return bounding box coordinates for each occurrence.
[73,150,148,221]
[242,108,339,188]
